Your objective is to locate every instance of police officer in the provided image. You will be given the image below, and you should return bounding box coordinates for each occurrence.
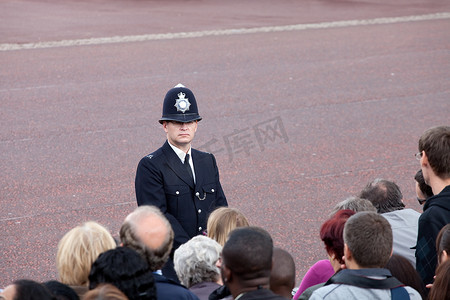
[135,83,228,282]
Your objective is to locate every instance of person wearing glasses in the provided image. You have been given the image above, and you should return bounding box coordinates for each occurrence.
[135,84,228,282]
[415,125,450,289]
[414,169,434,206]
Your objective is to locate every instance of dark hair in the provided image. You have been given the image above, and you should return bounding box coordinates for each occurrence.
[43,281,79,300]
[270,247,296,298]
[385,254,425,299]
[419,126,450,179]
[83,284,129,300]
[344,212,393,268]
[222,226,273,280]
[414,169,433,199]
[358,179,404,213]
[88,247,157,300]
[12,279,56,300]
[320,210,355,264]
[427,259,450,300]
[436,223,450,264]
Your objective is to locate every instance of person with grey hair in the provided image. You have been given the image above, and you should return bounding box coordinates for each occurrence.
[358,178,420,268]
[330,196,376,216]
[174,235,222,300]
[120,205,199,300]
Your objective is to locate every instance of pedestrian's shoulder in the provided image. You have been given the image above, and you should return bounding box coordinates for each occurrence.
[403,286,422,300]
[310,284,341,300]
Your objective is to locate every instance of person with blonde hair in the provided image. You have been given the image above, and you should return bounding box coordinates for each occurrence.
[83,284,129,300]
[207,207,249,246]
[56,221,117,298]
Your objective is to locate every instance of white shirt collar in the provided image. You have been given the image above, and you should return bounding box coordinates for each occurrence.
[167,141,192,163]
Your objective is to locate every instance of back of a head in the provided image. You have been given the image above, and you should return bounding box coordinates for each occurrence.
[419,125,450,179]
[427,259,450,300]
[358,179,404,213]
[207,207,249,246]
[119,205,174,271]
[88,247,157,300]
[414,169,434,199]
[331,197,377,216]
[10,279,56,300]
[83,284,129,300]
[57,221,117,286]
[320,209,355,264]
[436,223,450,264]
[222,226,273,280]
[344,212,393,268]
[270,248,296,299]
[385,254,425,298]
[174,235,222,287]
[44,280,79,300]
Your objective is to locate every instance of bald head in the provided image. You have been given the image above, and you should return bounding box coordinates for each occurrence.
[120,205,174,271]
[270,248,296,299]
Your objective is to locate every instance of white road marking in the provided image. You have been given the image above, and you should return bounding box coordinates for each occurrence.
[0,12,449,51]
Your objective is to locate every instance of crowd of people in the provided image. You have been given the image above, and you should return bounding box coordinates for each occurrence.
[1,84,449,300]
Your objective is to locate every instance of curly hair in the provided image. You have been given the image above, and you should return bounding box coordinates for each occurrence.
[174,235,222,287]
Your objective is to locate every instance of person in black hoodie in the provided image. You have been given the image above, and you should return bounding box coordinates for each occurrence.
[415,125,450,287]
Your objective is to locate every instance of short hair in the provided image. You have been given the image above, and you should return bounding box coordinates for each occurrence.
[43,281,79,300]
[88,247,157,300]
[56,221,116,286]
[343,212,393,268]
[174,235,222,287]
[83,284,128,300]
[10,279,56,300]
[330,197,377,216]
[120,205,174,271]
[270,248,296,298]
[418,126,450,179]
[358,179,405,213]
[385,254,425,298]
[320,209,355,264]
[436,223,450,264]
[427,259,450,300]
[414,169,434,199]
[207,207,249,246]
[222,227,273,280]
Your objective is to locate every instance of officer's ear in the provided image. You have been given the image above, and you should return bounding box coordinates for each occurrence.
[162,121,169,132]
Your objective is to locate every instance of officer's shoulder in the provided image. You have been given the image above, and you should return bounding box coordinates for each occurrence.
[192,148,214,157]
[141,148,164,162]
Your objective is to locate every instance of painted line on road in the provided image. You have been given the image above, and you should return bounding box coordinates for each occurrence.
[0,12,449,51]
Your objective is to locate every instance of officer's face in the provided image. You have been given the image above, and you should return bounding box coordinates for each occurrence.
[163,121,198,150]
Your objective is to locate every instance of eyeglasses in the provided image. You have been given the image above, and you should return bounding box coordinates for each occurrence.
[415,152,423,161]
[417,197,426,205]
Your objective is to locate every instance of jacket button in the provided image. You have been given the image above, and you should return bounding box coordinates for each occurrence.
[198,209,202,214]
[195,192,200,196]
[211,189,215,193]
[176,191,179,195]
[198,227,202,231]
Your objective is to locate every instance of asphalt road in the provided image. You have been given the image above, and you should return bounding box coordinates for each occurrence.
[1,0,450,289]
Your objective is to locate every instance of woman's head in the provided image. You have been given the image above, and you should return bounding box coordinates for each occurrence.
[83,284,128,300]
[427,259,450,300]
[0,280,56,300]
[385,254,425,298]
[320,209,355,265]
[88,247,156,300]
[207,207,249,246]
[56,221,116,286]
[174,235,222,287]
[436,223,450,264]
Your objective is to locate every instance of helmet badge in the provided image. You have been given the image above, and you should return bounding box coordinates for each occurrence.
[174,92,191,113]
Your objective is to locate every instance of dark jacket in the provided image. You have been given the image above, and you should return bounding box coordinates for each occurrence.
[135,141,228,250]
[239,289,287,300]
[416,185,450,285]
[154,273,200,300]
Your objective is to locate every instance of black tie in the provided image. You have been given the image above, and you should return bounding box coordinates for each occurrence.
[184,154,194,184]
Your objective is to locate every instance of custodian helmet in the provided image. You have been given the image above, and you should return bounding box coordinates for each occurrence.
[159,83,202,124]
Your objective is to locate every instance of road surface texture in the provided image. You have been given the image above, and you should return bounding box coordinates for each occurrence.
[1,0,449,289]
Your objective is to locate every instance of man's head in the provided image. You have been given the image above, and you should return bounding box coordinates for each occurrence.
[343,212,393,269]
[119,205,174,271]
[270,248,296,299]
[221,227,273,295]
[418,126,450,181]
[358,179,404,213]
[330,196,377,216]
[414,169,433,205]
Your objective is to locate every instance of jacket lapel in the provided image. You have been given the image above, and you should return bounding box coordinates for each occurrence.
[162,141,195,189]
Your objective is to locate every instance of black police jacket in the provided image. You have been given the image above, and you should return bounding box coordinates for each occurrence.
[135,141,228,250]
